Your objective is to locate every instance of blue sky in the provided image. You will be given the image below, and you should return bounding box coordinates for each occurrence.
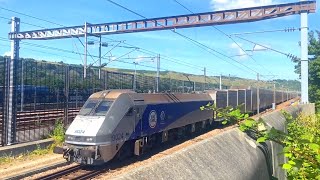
[0,0,319,81]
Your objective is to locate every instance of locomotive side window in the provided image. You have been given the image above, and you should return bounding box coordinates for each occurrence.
[126,108,133,116]
[95,101,113,116]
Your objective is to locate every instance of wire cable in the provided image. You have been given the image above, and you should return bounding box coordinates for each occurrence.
[172,0,273,75]
[235,35,297,58]
[1,6,242,79]
[1,8,209,74]
[1,6,231,77]
[230,28,298,36]
[106,0,258,75]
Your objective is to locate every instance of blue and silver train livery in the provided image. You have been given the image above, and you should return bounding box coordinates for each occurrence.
[55,90,214,165]
[54,89,298,165]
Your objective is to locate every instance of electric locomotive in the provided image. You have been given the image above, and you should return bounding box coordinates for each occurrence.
[54,89,214,165]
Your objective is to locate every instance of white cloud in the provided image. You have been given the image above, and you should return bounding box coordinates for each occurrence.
[134,55,145,63]
[230,42,247,59]
[3,51,10,56]
[134,55,155,63]
[210,0,274,11]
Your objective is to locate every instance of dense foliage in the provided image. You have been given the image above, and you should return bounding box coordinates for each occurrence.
[282,113,320,179]
[308,31,320,111]
[201,104,320,179]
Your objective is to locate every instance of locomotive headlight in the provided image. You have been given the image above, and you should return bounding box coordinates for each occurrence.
[66,135,75,141]
[86,137,94,142]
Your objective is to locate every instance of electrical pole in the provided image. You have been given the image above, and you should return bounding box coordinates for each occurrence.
[229,74,232,88]
[98,36,102,79]
[300,0,309,104]
[219,74,222,90]
[156,54,160,93]
[6,17,20,145]
[84,22,88,79]
[273,82,276,109]
[203,67,206,91]
[21,58,24,111]
[133,62,137,91]
[257,73,260,114]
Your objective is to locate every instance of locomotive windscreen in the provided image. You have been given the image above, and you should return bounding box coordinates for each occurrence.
[94,101,113,115]
[79,99,113,116]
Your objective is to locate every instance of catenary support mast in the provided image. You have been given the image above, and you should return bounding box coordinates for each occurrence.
[300,0,309,103]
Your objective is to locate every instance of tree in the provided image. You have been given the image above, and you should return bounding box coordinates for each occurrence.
[308,31,320,111]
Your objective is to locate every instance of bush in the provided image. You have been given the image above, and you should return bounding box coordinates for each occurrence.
[50,119,65,149]
[282,114,320,179]
[201,103,320,179]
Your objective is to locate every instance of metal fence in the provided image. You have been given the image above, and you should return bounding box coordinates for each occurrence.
[0,58,218,146]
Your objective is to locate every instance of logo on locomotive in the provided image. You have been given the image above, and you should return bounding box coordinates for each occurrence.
[149,110,157,128]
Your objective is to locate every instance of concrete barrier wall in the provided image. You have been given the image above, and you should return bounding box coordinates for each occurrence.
[115,104,315,180]
[260,104,315,180]
[117,129,270,180]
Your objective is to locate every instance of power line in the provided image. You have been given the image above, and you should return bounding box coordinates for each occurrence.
[0,7,65,27]
[0,7,98,64]
[1,5,249,79]
[234,35,298,60]
[1,5,236,77]
[100,36,211,71]
[0,7,210,74]
[230,27,298,36]
[172,0,273,76]
[0,37,172,72]
[106,0,258,75]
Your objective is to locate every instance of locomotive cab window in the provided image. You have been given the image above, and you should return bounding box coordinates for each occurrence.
[79,99,98,115]
[95,101,113,116]
[79,99,113,116]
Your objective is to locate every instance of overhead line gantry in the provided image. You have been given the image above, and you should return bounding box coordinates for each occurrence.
[9,1,315,40]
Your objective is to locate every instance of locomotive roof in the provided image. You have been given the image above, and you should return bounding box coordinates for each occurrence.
[89,90,212,103]
[89,89,136,100]
[129,93,212,103]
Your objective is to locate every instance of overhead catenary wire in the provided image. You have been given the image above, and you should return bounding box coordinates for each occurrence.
[234,35,298,59]
[105,0,259,75]
[1,6,238,78]
[230,27,298,36]
[172,0,274,76]
[1,6,252,80]
[98,36,213,72]
[0,37,170,71]
[0,7,99,66]
[0,10,215,74]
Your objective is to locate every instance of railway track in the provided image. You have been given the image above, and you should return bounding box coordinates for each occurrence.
[28,123,226,180]
[33,165,105,180]
[0,108,80,131]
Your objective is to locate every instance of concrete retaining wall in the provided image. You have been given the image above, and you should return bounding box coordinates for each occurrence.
[117,129,270,180]
[115,104,315,180]
[261,104,315,180]
[0,138,53,157]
